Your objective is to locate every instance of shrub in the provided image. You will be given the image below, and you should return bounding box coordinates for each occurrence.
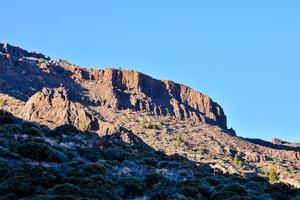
[104,147,125,162]
[175,133,182,148]
[24,127,43,136]
[0,110,14,124]
[15,142,68,163]
[0,127,10,137]
[179,185,199,197]
[268,168,279,184]
[244,181,264,195]
[201,176,223,187]
[215,183,247,200]
[52,124,80,137]
[78,148,103,162]
[121,177,146,197]
[0,98,6,107]
[81,163,107,176]
[79,121,87,132]
[145,173,166,187]
[0,175,35,197]
[0,158,12,180]
[50,183,80,196]
[233,155,243,167]
[140,119,146,129]
[1,124,22,134]
[0,146,10,158]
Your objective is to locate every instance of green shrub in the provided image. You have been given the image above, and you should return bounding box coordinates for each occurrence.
[150,190,169,200]
[0,175,35,197]
[201,176,223,187]
[121,177,146,197]
[0,110,14,124]
[77,148,103,162]
[0,127,10,137]
[24,127,43,136]
[81,163,107,176]
[140,119,146,129]
[79,121,87,132]
[0,146,10,157]
[179,185,199,198]
[145,173,166,187]
[175,133,182,148]
[0,98,6,107]
[21,122,40,130]
[1,124,22,134]
[268,168,279,184]
[15,142,68,163]
[244,181,264,195]
[0,158,12,180]
[233,155,243,167]
[215,183,247,200]
[50,183,80,196]
[104,147,125,162]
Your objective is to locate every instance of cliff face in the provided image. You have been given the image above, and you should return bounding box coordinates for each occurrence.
[0,43,227,129]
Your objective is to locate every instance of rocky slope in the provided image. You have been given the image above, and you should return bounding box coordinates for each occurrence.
[0,110,299,200]
[0,43,300,191]
[0,42,227,131]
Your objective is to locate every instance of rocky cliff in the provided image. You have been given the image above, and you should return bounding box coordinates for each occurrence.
[0,43,227,130]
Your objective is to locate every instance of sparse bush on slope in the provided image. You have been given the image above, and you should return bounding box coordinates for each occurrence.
[0,110,299,199]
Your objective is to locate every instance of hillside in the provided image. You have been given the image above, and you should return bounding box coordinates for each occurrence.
[0,110,299,199]
[0,43,300,199]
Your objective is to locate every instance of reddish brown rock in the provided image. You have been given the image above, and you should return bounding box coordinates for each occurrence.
[21,87,98,131]
[0,44,228,129]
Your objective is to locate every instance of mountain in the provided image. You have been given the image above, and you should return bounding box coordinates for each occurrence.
[0,43,300,198]
[0,42,227,132]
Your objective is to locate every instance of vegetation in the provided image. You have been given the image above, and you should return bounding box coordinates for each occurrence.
[79,121,87,132]
[175,133,182,148]
[0,110,299,199]
[233,154,243,167]
[268,168,279,184]
[0,98,6,107]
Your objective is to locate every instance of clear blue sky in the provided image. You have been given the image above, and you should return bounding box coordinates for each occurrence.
[1,1,300,142]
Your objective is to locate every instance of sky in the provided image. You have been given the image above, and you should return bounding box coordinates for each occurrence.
[1,1,300,142]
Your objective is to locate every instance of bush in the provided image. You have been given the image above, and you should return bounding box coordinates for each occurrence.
[145,173,166,187]
[0,175,35,197]
[0,158,12,180]
[15,142,68,163]
[179,185,199,198]
[176,134,182,148]
[1,124,22,134]
[104,147,125,162]
[81,163,107,176]
[121,177,146,197]
[233,155,243,167]
[77,148,103,162]
[79,121,87,132]
[215,183,247,200]
[50,183,80,196]
[244,181,264,195]
[0,146,10,157]
[268,168,279,184]
[24,127,43,136]
[0,127,10,137]
[0,98,6,107]
[21,122,40,130]
[0,110,14,124]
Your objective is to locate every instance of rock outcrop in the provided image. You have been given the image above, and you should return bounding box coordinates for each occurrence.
[21,87,99,131]
[0,43,227,129]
